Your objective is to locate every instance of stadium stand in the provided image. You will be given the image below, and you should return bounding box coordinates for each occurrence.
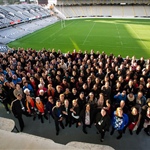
[55,0,150,18]
[56,0,150,5]
[0,2,149,52]
[0,4,59,44]
[0,4,59,52]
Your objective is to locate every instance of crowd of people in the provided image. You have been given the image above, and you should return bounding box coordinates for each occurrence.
[0,48,150,142]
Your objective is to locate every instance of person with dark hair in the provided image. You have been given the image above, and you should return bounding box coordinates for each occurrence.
[79,103,94,134]
[46,96,55,121]
[52,100,64,135]
[101,81,111,101]
[11,93,29,131]
[77,92,86,112]
[95,107,111,142]
[136,106,150,136]
[126,106,140,135]
[126,92,136,110]
[0,88,10,113]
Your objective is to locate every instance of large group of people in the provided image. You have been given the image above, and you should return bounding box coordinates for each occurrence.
[0,48,150,142]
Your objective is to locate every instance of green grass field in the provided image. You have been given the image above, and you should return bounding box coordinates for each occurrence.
[8,18,150,59]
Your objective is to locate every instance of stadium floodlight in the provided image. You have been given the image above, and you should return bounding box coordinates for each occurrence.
[120,3,126,5]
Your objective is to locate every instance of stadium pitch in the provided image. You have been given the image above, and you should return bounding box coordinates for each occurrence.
[8,18,150,59]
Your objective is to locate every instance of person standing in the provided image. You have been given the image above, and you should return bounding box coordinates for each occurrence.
[11,93,28,132]
[52,100,64,135]
[95,108,111,142]
[110,107,129,139]
[62,99,72,127]
[136,106,150,136]
[35,97,48,123]
[0,88,10,113]
[79,103,94,134]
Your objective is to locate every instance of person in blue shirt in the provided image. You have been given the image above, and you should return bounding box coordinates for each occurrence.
[110,107,129,139]
[12,74,22,85]
[23,82,34,97]
[114,90,127,104]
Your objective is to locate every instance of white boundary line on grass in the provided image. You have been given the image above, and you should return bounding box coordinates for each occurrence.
[115,23,123,45]
[82,22,95,45]
[40,20,75,43]
[128,24,149,49]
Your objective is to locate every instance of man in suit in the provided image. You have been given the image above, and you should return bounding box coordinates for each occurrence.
[11,93,28,132]
[52,100,64,135]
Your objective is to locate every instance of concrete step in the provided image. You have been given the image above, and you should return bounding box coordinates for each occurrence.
[66,141,115,150]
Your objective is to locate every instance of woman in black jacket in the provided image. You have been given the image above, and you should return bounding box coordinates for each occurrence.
[70,99,80,128]
[79,103,94,134]
[136,106,150,136]
[95,107,111,142]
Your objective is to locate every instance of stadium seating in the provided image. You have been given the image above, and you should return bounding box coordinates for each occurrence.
[57,0,150,5]
[0,4,51,29]
[0,16,58,44]
[56,5,150,18]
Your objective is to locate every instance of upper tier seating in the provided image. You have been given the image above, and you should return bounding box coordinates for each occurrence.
[0,4,51,29]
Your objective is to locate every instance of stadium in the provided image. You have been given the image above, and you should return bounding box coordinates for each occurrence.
[0,0,150,150]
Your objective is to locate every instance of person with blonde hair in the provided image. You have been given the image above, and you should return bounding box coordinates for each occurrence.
[70,99,80,128]
[110,107,128,139]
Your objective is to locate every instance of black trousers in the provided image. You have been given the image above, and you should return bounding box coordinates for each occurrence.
[17,115,24,131]
[111,127,123,137]
[83,124,91,130]
[99,130,106,139]
[54,120,64,132]
[2,102,9,112]
[63,114,71,126]
[137,124,150,134]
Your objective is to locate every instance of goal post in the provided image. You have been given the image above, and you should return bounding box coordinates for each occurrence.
[61,19,66,29]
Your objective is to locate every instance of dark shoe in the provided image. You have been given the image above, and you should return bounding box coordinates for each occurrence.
[88,125,91,128]
[129,129,133,135]
[65,123,68,127]
[20,127,24,132]
[100,139,104,142]
[116,135,122,139]
[96,131,100,134]
[83,129,87,134]
[144,129,150,136]
[69,124,71,127]
[136,130,139,135]
[33,116,36,121]
[44,115,48,120]
[123,129,126,134]
[76,124,78,128]
[56,131,59,135]
[110,130,114,135]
